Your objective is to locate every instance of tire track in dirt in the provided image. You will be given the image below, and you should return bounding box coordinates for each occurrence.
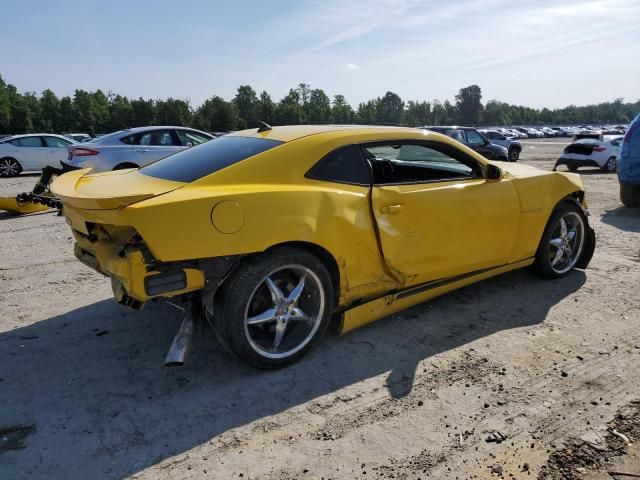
[310,352,501,442]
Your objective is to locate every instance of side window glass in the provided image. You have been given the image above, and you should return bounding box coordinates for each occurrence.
[306,145,370,186]
[364,142,478,185]
[177,130,211,146]
[45,136,70,148]
[139,130,177,146]
[465,130,486,147]
[18,137,43,147]
[445,129,466,143]
[120,134,139,145]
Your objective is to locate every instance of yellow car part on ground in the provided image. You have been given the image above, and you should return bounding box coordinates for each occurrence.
[0,196,50,214]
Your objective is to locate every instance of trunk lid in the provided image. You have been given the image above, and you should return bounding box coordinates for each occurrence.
[51,168,185,210]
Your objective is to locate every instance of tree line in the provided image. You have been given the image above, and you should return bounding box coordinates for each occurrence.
[0,75,637,135]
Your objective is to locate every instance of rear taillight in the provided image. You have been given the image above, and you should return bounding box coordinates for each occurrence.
[593,146,606,152]
[71,147,99,157]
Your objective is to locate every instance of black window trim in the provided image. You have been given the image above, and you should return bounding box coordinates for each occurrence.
[361,139,486,187]
[305,143,373,187]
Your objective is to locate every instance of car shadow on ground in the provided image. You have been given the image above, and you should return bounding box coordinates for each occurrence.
[0,268,586,479]
[601,206,640,232]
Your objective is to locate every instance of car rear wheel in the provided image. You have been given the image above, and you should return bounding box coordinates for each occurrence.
[533,202,587,278]
[568,165,579,171]
[601,156,616,173]
[0,157,22,177]
[213,247,333,369]
[508,148,520,161]
[620,182,640,208]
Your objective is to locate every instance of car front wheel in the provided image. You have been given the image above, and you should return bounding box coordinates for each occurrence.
[533,202,587,278]
[620,182,640,207]
[508,148,520,161]
[213,247,333,369]
[0,157,22,177]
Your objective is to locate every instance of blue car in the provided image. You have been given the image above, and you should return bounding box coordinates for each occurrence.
[618,113,640,207]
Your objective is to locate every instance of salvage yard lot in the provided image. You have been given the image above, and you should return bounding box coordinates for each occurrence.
[1,138,639,479]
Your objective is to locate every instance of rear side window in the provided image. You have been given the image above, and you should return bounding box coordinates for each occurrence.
[177,129,211,146]
[306,145,371,186]
[18,137,44,147]
[140,136,282,183]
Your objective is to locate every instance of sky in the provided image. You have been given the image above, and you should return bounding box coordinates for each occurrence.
[1,0,639,109]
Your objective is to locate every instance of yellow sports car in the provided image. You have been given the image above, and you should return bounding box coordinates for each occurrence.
[51,125,595,368]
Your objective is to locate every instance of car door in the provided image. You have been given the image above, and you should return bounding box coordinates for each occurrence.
[133,129,182,166]
[44,136,73,166]
[365,140,520,286]
[15,136,47,170]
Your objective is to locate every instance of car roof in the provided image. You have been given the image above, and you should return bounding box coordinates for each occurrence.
[227,125,425,143]
[2,133,73,139]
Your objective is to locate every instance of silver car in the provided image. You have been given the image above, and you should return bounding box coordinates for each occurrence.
[64,126,214,172]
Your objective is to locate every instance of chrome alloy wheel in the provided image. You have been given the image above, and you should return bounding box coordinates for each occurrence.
[244,265,325,359]
[548,211,585,274]
[0,158,20,176]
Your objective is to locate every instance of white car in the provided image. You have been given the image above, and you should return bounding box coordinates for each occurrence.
[554,136,623,172]
[0,134,77,177]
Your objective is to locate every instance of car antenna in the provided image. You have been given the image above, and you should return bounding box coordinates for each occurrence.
[257,121,272,133]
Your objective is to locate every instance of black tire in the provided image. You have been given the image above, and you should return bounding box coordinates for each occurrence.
[533,201,588,279]
[620,182,640,208]
[508,148,520,162]
[113,162,139,170]
[601,157,617,173]
[567,164,578,171]
[0,157,22,177]
[213,247,334,369]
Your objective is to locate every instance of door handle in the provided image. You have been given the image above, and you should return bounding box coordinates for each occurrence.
[380,204,404,214]
[135,148,150,153]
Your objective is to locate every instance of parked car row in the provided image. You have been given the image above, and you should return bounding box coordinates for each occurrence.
[483,125,626,139]
[0,127,214,176]
[419,126,516,162]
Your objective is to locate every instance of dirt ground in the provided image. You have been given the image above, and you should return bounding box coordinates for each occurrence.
[1,138,639,480]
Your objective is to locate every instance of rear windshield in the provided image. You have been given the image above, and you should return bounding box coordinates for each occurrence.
[140,136,283,183]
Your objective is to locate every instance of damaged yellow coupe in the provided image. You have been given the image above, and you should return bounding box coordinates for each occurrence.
[52,125,595,368]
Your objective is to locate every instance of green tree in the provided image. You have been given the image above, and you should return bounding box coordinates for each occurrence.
[306,88,332,124]
[58,96,75,132]
[130,97,155,126]
[107,94,133,131]
[483,100,511,125]
[192,96,239,132]
[376,91,404,125]
[233,85,259,128]
[274,89,304,125]
[155,98,191,126]
[0,76,13,133]
[356,99,378,124]
[256,91,275,124]
[331,95,354,124]
[404,100,431,126]
[38,89,60,132]
[455,85,483,125]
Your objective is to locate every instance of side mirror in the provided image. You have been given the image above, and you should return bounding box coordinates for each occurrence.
[185,142,194,147]
[486,164,501,182]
